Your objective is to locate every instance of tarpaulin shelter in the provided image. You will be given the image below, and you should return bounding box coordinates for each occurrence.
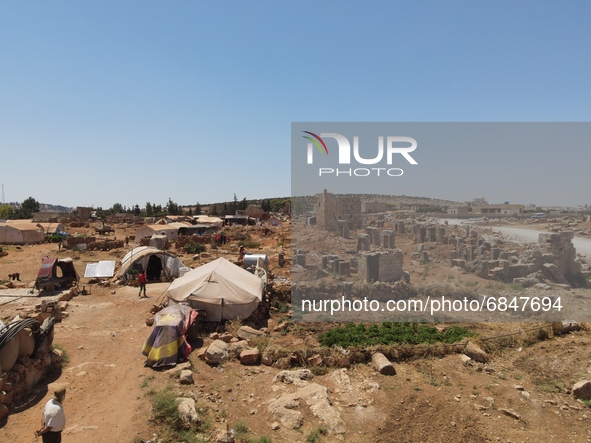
[35,257,79,291]
[148,234,168,250]
[116,246,185,282]
[141,303,198,367]
[165,257,264,322]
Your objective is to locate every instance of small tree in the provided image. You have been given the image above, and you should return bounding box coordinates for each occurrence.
[0,204,15,219]
[145,202,153,217]
[15,197,40,219]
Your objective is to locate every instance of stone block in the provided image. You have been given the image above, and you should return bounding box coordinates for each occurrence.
[573,380,591,400]
[237,326,265,341]
[240,349,260,365]
[205,340,229,366]
[371,353,395,375]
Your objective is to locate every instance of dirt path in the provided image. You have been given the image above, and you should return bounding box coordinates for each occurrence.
[0,283,168,443]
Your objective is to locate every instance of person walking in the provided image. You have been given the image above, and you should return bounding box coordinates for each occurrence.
[138,271,148,298]
[35,387,66,442]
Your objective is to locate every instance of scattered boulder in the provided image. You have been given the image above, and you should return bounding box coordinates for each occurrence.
[240,349,260,365]
[205,340,229,366]
[573,380,591,400]
[228,340,250,358]
[261,352,273,366]
[237,326,265,341]
[273,357,290,370]
[307,354,323,367]
[556,320,581,334]
[0,404,8,420]
[371,353,396,376]
[499,408,520,420]
[464,342,489,363]
[273,369,314,386]
[179,370,194,385]
[220,333,234,343]
[213,429,235,443]
[177,397,200,428]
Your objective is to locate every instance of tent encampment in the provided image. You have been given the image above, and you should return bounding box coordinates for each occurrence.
[165,257,264,322]
[117,246,186,282]
[35,257,79,291]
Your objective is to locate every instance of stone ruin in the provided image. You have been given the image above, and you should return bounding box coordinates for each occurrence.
[0,302,65,420]
[449,229,586,287]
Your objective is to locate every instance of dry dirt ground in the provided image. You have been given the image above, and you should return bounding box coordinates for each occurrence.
[1,221,591,442]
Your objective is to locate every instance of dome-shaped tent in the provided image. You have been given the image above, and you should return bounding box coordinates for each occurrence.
[117,246,186,282]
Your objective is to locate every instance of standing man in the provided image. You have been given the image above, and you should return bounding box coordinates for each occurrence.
[36,387,66,442]
[138,270,148,298]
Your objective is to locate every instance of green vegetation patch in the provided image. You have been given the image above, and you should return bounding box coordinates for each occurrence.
[318,323,475,348]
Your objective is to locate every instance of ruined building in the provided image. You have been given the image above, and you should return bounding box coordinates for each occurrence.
[316,190,362,232]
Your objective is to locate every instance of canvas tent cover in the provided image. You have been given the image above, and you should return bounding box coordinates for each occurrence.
[165,257,264,322]
[117,246,185,282]
[0,221,44,245]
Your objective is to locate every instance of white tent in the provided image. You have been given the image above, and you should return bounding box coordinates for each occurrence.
[116,246,186,282]
[165,257,264,322]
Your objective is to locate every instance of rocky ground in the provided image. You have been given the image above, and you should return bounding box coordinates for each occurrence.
[1,218,591,442]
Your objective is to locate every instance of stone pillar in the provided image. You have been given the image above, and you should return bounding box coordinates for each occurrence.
[380,230,395,249]
[337,220,349,239]
[357,234,370,252]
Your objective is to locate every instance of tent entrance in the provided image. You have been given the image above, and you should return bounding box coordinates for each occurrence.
[147,254,163,281]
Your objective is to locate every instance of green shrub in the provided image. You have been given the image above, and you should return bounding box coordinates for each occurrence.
[310,366,328,376]
[185,241,206,255]
[306,426,327,443]
[318,322,475,348]
[242,239,260,249]
[52,343,70,366]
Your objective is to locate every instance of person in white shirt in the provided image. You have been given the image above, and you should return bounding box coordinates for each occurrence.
[35,387,66,443]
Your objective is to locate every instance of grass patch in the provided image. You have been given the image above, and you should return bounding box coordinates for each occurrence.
[149,387,209,442]
[318,323,475,348]
[507,282,526,292]
[226,317,244,335]
[310,366,328,376]
[242,239,261,249]
[52,343,70,366]
[141,375,155,388]
[233,420,249,440]
[306,426,327,443]
[271,298,290,313]
[536,380,566,393]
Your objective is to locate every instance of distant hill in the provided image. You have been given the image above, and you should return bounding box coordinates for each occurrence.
[5,202,73,213]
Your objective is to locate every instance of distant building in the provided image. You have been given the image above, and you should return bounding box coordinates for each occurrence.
[447,206,472,215]
[362,202,387,213]
[472,204,524,215]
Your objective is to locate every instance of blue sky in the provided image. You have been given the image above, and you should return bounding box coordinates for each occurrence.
[1,1,590,209]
